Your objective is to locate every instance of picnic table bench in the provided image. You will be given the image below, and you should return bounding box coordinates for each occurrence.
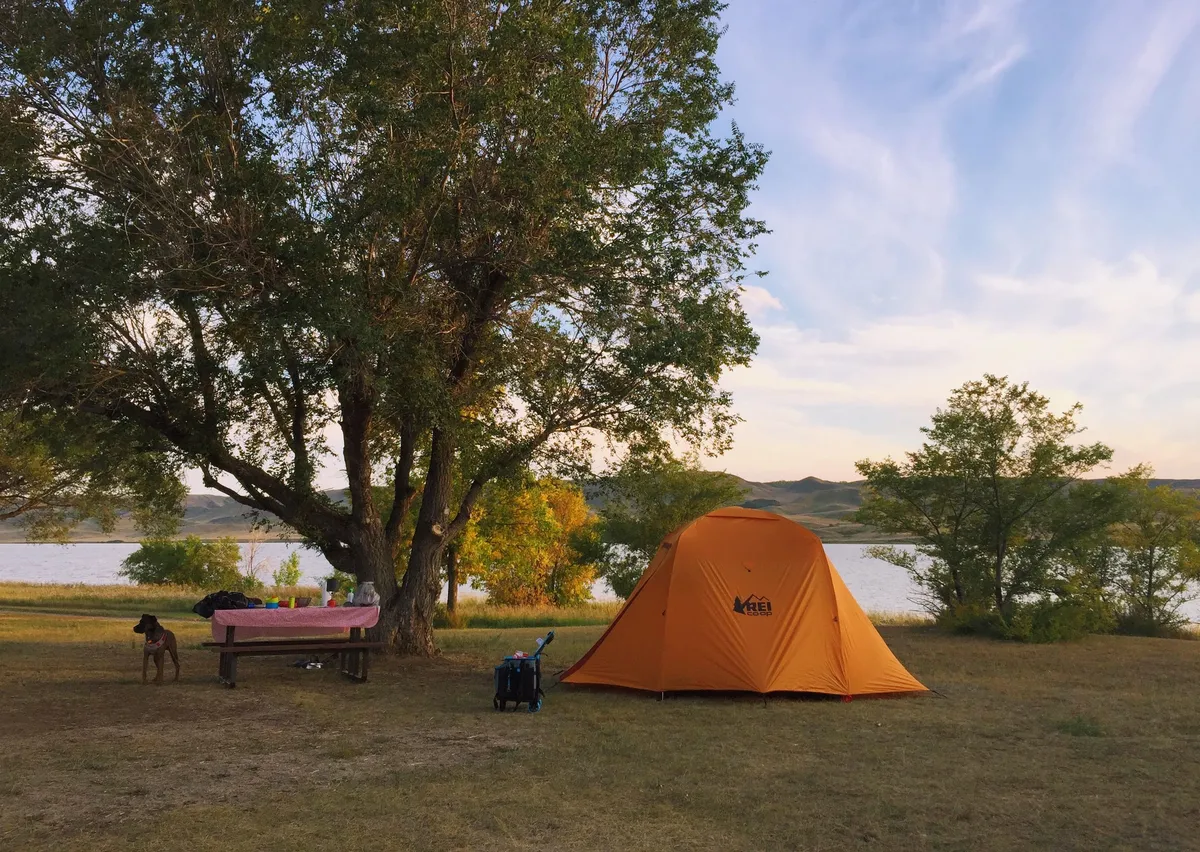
[203,606,384,688]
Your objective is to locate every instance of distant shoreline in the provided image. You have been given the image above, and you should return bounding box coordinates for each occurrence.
[0,534,914,545]
[2,477,1194,547]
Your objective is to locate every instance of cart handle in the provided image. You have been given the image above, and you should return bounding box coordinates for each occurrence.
[533,630,555,659]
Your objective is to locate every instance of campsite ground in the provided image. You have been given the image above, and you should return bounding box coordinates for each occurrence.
[2,606,1199,851]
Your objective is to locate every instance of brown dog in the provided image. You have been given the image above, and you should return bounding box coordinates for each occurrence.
[133,614,180,684]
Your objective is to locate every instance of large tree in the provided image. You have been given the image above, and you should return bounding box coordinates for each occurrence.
[856,375,1120,627]
[0,0,764,652]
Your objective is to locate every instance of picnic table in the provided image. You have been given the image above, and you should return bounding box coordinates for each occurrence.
[203,606,384,688]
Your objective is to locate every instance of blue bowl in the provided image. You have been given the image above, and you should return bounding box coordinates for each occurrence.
[265,602,279,609]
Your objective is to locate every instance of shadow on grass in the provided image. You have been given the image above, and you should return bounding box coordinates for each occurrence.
[555,682,929,704]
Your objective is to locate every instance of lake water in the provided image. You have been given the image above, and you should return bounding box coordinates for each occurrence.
[1,542,1195,622]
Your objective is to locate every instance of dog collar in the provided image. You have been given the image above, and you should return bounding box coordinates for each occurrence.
[145,634,166,651]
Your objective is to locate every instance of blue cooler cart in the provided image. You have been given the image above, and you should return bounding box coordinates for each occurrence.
[493,630,555,712]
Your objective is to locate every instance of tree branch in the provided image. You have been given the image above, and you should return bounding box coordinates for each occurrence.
[384,419,418,548]
[88,398,349,543]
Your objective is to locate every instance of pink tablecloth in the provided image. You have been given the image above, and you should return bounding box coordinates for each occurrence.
[211,606,380,642]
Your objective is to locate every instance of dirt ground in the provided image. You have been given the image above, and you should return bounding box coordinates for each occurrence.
[2,612,1199,851]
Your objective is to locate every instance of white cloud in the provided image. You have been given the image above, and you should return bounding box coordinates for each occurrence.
[739,284,784,315]
[1185,292,1200,322]
[722,253,1200,479]
[1081,0,1200,170]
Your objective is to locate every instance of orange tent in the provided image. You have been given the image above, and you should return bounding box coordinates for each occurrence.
[562,507,926,696]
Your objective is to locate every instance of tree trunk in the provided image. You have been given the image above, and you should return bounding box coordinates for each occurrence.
[390,428,457,655]
[390,532,443,654]
[319,526,400,648]
[1144,546,1157,624]
[993,540,1007,617]
[446,544,459,613]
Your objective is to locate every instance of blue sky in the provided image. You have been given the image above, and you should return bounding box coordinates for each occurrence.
[712,0,1200,481]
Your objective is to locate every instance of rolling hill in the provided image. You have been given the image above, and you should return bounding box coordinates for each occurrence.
[3,478,1196,544]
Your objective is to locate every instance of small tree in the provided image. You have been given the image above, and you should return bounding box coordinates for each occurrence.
[856,375,1120,638]
[121,536,257,591]
[272,552,303,588]
[457,476,600,606]
[242,529,268,587]
[595,453,747,598]
[1107,473,1200,635]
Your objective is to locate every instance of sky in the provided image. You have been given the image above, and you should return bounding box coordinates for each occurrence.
[178,0,1199,495]
[711,0,1200,481]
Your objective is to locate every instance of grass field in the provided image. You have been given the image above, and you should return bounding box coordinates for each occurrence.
[0,582,931,629]
[2,605,1200,851]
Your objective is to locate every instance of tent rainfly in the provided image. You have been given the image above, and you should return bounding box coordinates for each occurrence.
[562,507,927,697]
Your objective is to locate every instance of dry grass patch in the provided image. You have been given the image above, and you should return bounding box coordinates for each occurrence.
[2,613,1199,851]
[0,581,207,617]
[435,598,624,628]
[0,581,324,619]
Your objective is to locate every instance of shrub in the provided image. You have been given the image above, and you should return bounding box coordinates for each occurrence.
[1007,597,1113,643]
[120,536,260,591]
[1106,474,1200,632]
[938,595,1113,643]
[272,552,302,587]
[936,602,1009,638]
[1113,613,1198,640]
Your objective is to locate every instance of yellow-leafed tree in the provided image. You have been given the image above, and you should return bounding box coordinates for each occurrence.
[458,476,601,607]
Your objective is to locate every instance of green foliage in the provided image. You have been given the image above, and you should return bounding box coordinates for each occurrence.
[937,594,1112,644]
[457,476,601,606]
[272,552,302,588]
[1104,472,1200,634]
[857,375,1121,638]
[0,410,185,541]
[594,452,748,598]
[935,601,1008,638]
[0,0,766,648]
[1008,596,1115,643]
[120,536,259,591]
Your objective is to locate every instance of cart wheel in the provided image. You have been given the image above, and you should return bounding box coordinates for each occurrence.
[529,697,541,713]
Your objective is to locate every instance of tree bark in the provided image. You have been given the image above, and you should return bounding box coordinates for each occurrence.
[446,544,459,613]
[951,567,965,606]
[389,427,457,655]
[993,538,1007,617]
